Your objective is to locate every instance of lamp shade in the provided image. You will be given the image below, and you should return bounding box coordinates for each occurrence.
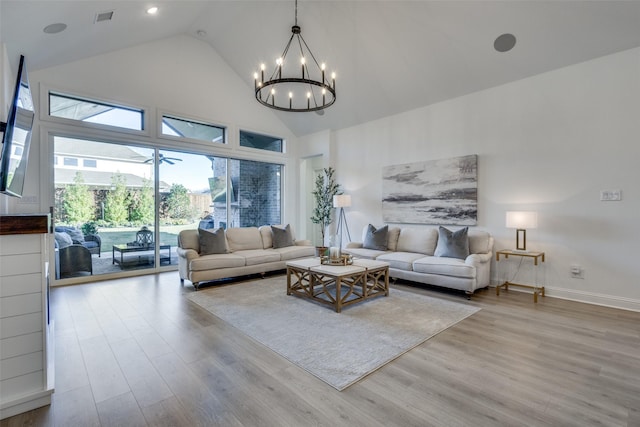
[333,194,351,208]
[506,211,538,229]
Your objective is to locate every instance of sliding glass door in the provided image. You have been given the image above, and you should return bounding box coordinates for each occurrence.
[53,138,284,282]
[53,136,163,279]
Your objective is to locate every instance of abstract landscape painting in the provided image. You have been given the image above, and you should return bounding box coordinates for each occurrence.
[382,155,477,225]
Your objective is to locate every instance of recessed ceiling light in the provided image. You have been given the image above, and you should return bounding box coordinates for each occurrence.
[43,23,67,34]
[147,6,159,15]
[494,33,516,53]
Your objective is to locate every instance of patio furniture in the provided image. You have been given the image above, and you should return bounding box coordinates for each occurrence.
[54,226,102,257]
[58,245,93,278]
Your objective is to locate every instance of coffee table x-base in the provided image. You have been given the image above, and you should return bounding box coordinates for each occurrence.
[286,258,389,313]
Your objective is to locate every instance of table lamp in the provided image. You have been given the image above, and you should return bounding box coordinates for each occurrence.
[506,211,538,252]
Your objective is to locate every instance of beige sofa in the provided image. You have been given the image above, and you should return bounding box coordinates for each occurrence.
[344,226,494,297]
[177,226,314,289]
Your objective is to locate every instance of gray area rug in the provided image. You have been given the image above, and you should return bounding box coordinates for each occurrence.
[187,276,480,390]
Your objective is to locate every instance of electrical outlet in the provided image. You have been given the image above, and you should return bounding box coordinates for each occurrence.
[600,189,622,201]
[570,264,584,279]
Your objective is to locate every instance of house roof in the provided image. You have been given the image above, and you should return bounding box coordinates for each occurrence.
[3,1,640,136]
[56,169,170,192]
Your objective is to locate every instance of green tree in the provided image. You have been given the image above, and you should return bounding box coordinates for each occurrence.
[310,167,342,245]
[105,173,129,225]
[64,172,94,224]
[166,183,192,220]
[130,178,154,224]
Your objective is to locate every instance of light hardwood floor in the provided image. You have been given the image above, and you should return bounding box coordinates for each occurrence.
[2,271,639,427]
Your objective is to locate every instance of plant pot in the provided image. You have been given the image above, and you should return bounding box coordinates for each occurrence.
[315,246,328,257]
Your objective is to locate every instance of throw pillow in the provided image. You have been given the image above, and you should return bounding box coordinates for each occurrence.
[66,227,85,243]
[434,226,470,260]
[271,224,294,248]
[54,232,73,249]
[363,224,388,250]
[198,227,228,255]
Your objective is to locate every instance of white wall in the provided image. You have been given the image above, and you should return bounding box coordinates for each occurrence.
[305,47,640,311]
[0,35,303,231]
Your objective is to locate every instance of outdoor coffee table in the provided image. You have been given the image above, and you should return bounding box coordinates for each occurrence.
[286,258,389,313]
[112,244,171,269]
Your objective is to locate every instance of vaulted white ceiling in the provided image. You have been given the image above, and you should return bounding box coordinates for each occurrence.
[3,1,640,136]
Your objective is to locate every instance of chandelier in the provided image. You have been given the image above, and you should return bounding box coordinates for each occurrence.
[254,0,336,113]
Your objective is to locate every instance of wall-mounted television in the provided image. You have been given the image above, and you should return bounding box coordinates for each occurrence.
[0,55,35,197]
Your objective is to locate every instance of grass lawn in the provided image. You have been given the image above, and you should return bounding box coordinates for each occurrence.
[96,223,197,253]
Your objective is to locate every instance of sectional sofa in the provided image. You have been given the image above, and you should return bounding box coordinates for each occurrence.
[177,225,315,289]
[344,225,494,297]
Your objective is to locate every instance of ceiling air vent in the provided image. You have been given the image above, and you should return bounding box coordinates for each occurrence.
[94,10,114,23]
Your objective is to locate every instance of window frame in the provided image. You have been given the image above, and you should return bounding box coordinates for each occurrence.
[41,85,151,137]
[157,110,230,150]
[237,128,287,156]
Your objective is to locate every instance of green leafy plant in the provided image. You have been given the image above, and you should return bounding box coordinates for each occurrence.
[81,221,98,236]
[310,167,342,245]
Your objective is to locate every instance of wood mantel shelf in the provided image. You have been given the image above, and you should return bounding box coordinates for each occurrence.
[0,214,50,235]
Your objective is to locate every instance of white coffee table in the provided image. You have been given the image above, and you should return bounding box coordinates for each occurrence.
[286,258,389,313]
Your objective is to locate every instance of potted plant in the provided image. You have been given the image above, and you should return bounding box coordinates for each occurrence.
[310,167,342,256]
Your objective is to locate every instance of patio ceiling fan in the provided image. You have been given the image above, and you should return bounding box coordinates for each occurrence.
[144,153,183,165]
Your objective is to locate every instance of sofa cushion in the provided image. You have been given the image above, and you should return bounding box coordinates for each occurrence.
[275,245,316,261]
[434,226,469,260]
[363,224,388,250]
[198,227,228,255]
[413,256,476,279]
[55,231,73,249]
[396,228,438,255]
[58,227,84,243]
[271,224,294,248]
[386,227,401,252]
[189,254,246,271]
[234,249,281,266]
[226,227,263,252]
[343,247,389,260]
[376,252,425,271]
[468,231,491,254]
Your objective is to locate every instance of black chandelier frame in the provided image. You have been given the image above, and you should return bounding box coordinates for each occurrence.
[254,2,336,113]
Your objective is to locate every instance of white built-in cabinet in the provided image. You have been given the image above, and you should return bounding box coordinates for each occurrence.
[0,214,54,420]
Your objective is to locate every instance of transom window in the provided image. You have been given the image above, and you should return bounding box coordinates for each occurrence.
[240,130,283,153]
[161,114,225,144]
[49,92,144,131]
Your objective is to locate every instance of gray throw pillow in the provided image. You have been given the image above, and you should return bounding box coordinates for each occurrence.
[66,228,85,243]
[272,224,294,248]
[198,227,228,255]
[363,224,388,250]
[434,226,469,260]
[54,232,73,249]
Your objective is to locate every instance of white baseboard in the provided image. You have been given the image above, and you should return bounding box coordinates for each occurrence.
[545,287,640,312]
[490,281,640,312]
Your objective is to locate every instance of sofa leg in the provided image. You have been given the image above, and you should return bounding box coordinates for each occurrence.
[260,272,266,279]
[180,278,184,285]
[465,291,473,300]
[193,282,199,291]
